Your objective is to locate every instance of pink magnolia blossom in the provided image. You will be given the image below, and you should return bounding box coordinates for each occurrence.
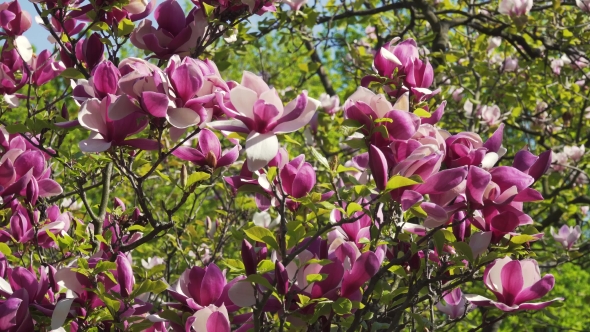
[580,206,589,215]
[479,104,503,126]
[130,0,207,59]
[451,87,464,102]
[436,288,475,319]
[486,37,502,53]
[466,257,563,311]
[30,50,66,86]
[577,0,590,11]
[171,129,239,169]
[319,93,340,116]
[563,145,585,162]
[283,0,307,10]
[210,71,320,171]
[502,57,519,72]
[498,0,533,17]
[551,151,568,172]
[78,95,158,152]
[0,1,32,36]
[551,225,582,250]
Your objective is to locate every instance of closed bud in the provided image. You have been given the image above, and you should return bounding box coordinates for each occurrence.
[116,253,135,298]
[205,150,217,169]
[61,104,69,119]
[113,197,126,212]
[275,261,289,295]
[241,239,257,276]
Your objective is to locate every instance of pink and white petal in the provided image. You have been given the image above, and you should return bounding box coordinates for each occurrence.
[15,36,33,62]
[273,97,320,134]
[514,274,555,305]
[167,107,201,129]
[50,298,74,331]
[38,179,63,197]
[227,280,257,308]
[392,93,409,112]
[191,307,213,332]
[208,120,249,133]
[259,89,284,115]
[108,95,142,121]
[78,99,107,134]
[79,137,111,153]
[3,95,19,108]
[229,85,257,118]
[463,294,493,306]
[469,231,492,258]
[206,311,231,332]
[517,298,564,311]
[245,132,279,172]
[240,71,270,96]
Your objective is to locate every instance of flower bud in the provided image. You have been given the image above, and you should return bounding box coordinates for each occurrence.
[275,261,289,295]
[241,239,257,276]
[116,253,135,298]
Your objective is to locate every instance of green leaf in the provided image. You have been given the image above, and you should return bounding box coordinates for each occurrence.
[243,226,279,251]
[510,234,537,244]
[453,241,474,263]
[131,279,168,299]
[186,172,211,188]
[310,147,330,169]
[0,243,10,256]
[4,124,28,134]
[117,18,135,36]
[433,230,446,254]
[384,175,420,192]
[298,63,309,72]
[203,2,216,15]
[413,108,431,118]
[333,297,353,315]
[283,134,302,146]
[257,259,275,273]
[224,259,245,271]
[60,68,85,79]
[336,165,360,173]
[306,273,326,284]
[94,261,117,274]
[245,274,274,290]
[267,167,278,182]
[346,202,363,216]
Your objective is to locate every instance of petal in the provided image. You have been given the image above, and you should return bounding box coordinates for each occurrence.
[245,132,279,172]
[50,298,74,330]
[514,274,554,305]
[469,231,492,258]
[108,95,142,121]
[369,145,388,191]
[291,163,315,198]
[416,167,468,194]
[483,124,504,153]
[198,129,221,160]
[167,106,202,129]
[500,260,524,306]
[199,265,225,306]
[341,251,380,298]
[141,91,169,118]
[240,71,270,96]
[15,36,33,62]
[206,311,230,332]
[38,179,63,197]
[79,138,112,153]
[273,95,320,134]
[466,166,491,205]
[227,280,257,307]
[216,145,240,168]
[207,120,249,133]
[517,298,564,310]
[78,99,107,134]
[528,150,552,182]
[229,85,257,118]
[311,260,344,298]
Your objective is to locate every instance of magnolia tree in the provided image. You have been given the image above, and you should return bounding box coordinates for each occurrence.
[0,0,589,331]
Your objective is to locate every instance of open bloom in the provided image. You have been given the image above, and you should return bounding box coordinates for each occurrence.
[563,145,585,162]
[551,225,582,250]
[30,50,65,86]
[172,129,239,169]
[480,105,502,126]
[78,96,158,152]
[0,1,32,36]
[466,257,563,311]
[498,0,533,17]
[211,71,320,171]
[130,0,206,59]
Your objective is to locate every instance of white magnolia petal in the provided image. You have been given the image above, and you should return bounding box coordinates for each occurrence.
[51,298,75,330]
[245,132,279,172]
[166,107,201,129]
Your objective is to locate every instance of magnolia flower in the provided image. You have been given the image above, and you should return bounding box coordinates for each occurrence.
[171,129,239,169]
[283,0,307,10]
[451,87,464,102]
[210,71,320,171]
[436,288,475,319]
[498,0,533,17]
[563,145,585,162]
[30,50,66,86]
[551,225,582,250]
[486,36,502,53]
[188,304,231,332]
[551,151,568,172]
[480,105,502,126]
[319,93,340,116]
[278,155,316,198]
[577,0,590,11]
[252,212,279,229]
[502,57,519,72]
[466,257,563,311]
[0,1,32,36]
[141,257,165,269]
[130,0,206,59]
[365,26,377,40]
[581,206,589,215]
[116,253,135,298]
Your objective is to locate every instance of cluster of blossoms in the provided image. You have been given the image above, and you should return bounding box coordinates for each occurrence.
[552,145,585,172]
[0,0,573,328]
